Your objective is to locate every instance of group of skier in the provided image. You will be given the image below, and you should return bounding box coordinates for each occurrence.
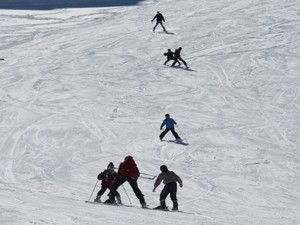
[93,114,183,210]
[152,11,188,69]
[92,10,187,211]
[164,47,188,68]
[94,156,183,211]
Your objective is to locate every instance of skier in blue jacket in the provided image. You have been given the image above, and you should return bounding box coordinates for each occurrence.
[159,114,181,141]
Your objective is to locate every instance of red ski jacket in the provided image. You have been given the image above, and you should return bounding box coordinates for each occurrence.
[97,169,117,186]
[118,159,140,179]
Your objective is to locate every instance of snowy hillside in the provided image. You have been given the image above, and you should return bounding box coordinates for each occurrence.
[0,0,300,224]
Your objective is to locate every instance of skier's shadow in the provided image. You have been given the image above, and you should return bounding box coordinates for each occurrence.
[171,65,196,72]
[165,31,175,35]
[157,31,175,35]
[162,140,189,145]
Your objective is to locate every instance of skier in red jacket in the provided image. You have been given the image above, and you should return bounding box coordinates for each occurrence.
[94,162,121,203]
[104,156,147,207]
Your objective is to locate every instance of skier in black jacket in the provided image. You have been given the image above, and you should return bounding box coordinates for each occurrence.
[152,11,166,32]
[164,49,180,66]
[171,47,188,68]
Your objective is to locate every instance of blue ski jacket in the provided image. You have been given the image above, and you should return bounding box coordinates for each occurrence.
[160,118,177,129]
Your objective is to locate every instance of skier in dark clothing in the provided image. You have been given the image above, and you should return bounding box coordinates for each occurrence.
[159,114,181,141]
[152,11,166,32]
[104,156,147,207]
[164,49,180,66]
[94,162,121,204]
[153,165,183,211]
[171,47,188,68]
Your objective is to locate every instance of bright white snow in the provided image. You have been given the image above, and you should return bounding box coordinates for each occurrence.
[0,0,300,224]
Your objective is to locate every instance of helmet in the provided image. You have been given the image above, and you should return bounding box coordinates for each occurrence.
[160,165,168,172]
[165,114,170,118]
[125,156,133,160]
[107,162,114,169]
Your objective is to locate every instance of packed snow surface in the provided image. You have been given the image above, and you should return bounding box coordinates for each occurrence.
[0,0,300,224]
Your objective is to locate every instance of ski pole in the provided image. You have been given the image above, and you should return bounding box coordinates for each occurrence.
[176,125,188,142]
[140,172,156,177]
[122,184,132,204]
[140,176,157,180]
[86,180,99,202]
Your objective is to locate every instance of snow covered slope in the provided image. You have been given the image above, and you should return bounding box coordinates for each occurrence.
[0,0,299,224]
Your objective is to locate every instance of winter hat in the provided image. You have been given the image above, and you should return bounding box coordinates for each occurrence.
[107,162,114,169]
[160,165,168,172]
[125,156,133,161]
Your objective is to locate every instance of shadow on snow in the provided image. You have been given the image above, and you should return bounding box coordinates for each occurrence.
[162,140,189,146]
[0,0,144,10]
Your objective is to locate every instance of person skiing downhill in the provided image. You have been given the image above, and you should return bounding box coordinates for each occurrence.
[104,156,147,208]
[152,11,166,32]
[164,49,180,66]
[171,47,188,68]
[153,165,183,211]
[159,114,181,141]
[94,162,122,204]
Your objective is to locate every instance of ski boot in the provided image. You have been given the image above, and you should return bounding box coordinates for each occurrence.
[141,202,147,208]
[116,196,122,205]
[104,197,116,205]
[154,200,167,210]
[172,200,178,211]
[94,195,101,203]
[140,196,147,208]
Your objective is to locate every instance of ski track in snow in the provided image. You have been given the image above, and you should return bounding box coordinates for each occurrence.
[0,0,300,224]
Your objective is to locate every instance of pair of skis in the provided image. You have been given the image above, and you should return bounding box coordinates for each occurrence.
[85,200,191,214]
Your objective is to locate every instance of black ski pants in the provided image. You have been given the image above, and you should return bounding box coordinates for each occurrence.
[153,21,166,32]
[97,186,120,197]
[171,57,187,67]
[160,182,177,201]
[165,57,180,66]
[160,128,180,140]
[109,177,145,204]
